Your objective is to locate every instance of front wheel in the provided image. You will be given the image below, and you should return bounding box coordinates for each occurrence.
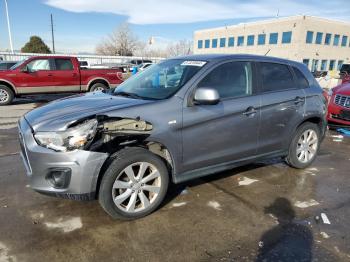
[98,147,169,220]
[286,122,321,169]
[0,85,14,105]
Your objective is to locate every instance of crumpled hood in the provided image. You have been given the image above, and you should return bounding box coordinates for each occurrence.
[24,92,154,131]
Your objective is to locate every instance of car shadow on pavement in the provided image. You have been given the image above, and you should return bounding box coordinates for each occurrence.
[256,197,313,262]
[161,161,271,208]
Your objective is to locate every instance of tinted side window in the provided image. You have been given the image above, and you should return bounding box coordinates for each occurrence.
[259,63,294,92]
[293,68,310,89]
[198,62,253,99]
[0,64,7,70]
[55,59,74,70]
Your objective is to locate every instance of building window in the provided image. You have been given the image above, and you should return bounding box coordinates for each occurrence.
[302,59,310,68]
[212,39,218,48]
[228,37,234,47]
[282,31,292,44]
[338,60,344,70]
[334,35,340,46]
[247,35,255,46]
[237,36,244,46]
[324,33,332,45]
[311,59,319,72]
[269,33,278,44]
[315,32,323,44]
[205,39,210,48]
[306,31,314,44]
[198,40,203,49]
[329,60,335,70]
[258,34,266,45]
[220,38,226,47]
[341,36,348,47]
[321,60,327,71]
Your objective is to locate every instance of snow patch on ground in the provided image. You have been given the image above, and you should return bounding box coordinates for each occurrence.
[0,242,16,262]
[294,199,320,208]
[44,217,82,233]
[172,202,187,207]
[238,177,258,186]
[207,200,221,210]
[320,232,330,239]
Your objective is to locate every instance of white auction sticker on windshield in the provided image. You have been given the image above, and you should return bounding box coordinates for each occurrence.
[181,61,206,67]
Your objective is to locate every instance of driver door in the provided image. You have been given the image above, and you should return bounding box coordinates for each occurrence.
[15,58,56,93]
[181,61,260,174]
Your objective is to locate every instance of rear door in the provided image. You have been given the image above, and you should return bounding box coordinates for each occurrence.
[257,62,305,155]
[181,61,260,173]
[50,58,80,92]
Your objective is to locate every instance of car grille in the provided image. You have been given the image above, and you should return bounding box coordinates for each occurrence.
[334,94,350,108]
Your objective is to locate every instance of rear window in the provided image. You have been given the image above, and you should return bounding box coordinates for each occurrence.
[55,59,74,70]
[293,68,310,89]
[259,62,294,92]
[0,64,7,70]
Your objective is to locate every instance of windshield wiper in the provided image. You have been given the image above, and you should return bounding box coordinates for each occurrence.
[113,91,144,99]
[114,91,158,100]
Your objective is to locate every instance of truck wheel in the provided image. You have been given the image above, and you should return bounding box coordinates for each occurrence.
[99,147,169,220]
[90,83,108,92]
[0,85,14,106]
[285,122,321,169]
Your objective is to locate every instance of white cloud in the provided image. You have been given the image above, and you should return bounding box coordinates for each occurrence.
[45,0,350,25]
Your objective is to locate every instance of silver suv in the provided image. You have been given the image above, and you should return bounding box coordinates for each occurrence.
[18,54,327,219]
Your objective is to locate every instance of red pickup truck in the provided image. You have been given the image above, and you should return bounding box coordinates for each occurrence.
[0,56,123,105]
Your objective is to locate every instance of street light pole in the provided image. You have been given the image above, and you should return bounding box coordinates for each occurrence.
[4,0,14,53]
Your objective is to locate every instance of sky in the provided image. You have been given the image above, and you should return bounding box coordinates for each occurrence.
[0,0,350,54]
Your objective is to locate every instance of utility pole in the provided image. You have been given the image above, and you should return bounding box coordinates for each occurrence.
[50,14,55,53]
[4,0,14,53]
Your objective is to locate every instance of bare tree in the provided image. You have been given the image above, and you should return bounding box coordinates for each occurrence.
[96,23,139,56]
[166,39,193,58]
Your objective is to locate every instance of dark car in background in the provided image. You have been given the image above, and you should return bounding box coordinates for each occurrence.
[18,54,326,220]
[0,61,17,71]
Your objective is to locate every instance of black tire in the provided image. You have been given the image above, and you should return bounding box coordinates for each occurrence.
[98,147,169,220]
[0,85,14,105]
[89,82,108,92]
[286,122,321,169]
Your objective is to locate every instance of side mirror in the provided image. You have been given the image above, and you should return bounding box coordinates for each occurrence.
[20,65,28,73]
[194,87,220,105]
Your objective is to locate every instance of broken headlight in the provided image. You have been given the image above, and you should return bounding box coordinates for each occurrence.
[34,119,98,152]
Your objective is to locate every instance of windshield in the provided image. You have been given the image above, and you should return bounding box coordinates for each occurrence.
[114,59,206,100]
[10,59,28,70]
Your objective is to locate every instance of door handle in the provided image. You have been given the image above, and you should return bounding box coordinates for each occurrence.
[243,106,257,116]
[47,73,53,77]
[72,73,77,77]
[294,96,305,104]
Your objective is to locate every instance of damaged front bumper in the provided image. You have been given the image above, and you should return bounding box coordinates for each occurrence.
[18,117,109,200]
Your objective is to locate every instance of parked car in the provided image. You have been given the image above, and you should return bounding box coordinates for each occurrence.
[138,63,154,72]
[130,59,153,66]
[327,82,350,126]
[0,61,17,71]
[18,54,326,220]
[0,56,123,105]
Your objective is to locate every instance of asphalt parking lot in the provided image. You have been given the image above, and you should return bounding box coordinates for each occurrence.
[0,97,350,262]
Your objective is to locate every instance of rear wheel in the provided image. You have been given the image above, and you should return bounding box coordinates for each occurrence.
[286,122,320,169]
[90,82,108,92]
[99,147,169,220]
[0,85,14,105]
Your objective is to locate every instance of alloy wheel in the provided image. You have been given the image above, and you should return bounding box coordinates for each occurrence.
[0,89,9,103]
[296,129,318,163]
[112,162,161,213]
